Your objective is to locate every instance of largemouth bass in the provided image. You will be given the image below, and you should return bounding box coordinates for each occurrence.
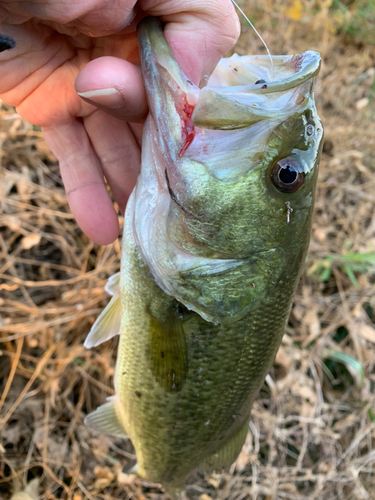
[84,16,323,493]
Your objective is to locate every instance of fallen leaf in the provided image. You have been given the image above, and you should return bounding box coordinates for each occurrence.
[285,0,302,21]
[356,98,369,111]
[10,478,39,500]
[357,324,375,344]
[275,345,293,370]
[21,233,41,250]
[199,495,213,500]
[117,472,137,486]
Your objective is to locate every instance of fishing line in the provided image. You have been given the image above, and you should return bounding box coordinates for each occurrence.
[230,0,274,81]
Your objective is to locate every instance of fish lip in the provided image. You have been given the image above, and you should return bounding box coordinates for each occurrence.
[205,51,321,95]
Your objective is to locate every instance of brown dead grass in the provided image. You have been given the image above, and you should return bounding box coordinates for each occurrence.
[1,1,375,499]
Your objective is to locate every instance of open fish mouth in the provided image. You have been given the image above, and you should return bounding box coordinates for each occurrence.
[206,51,321,91]
[139,17,321,131]
[193,51,321,129]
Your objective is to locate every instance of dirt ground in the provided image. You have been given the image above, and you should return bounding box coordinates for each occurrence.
[1,1,375,499]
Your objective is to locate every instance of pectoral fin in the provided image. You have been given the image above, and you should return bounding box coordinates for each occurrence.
[104,272,120,296]
[84,396,127,438]
[146,308,188,393]
[84,294,121,348]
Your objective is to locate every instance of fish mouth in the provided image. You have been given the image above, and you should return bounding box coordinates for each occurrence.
[206,51,321,93]
[137,16,321,131]
[192,51,321,130]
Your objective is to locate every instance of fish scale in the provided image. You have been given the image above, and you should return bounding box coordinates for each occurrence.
[84,16,323,494]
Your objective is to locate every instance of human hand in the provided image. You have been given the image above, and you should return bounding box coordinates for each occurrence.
[0,1,239,244]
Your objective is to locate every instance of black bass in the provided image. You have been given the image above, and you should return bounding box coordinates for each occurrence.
[84,16,323,493]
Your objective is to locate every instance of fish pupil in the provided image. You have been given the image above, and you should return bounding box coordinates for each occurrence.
[271,159,304,193]
[279,166,297,184]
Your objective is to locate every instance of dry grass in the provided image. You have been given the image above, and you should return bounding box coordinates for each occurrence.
[1,1,375,499]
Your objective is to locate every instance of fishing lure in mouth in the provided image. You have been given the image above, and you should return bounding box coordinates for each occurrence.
[84,16,323,494]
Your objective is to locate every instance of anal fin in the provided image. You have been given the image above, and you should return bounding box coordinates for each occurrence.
[84,294,121,348]
[84,396,127,438]
[200,419,249,473]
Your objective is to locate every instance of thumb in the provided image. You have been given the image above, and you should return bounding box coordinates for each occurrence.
[140,0,240,85]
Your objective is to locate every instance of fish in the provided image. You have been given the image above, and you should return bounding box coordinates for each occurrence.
[83,16,323,494]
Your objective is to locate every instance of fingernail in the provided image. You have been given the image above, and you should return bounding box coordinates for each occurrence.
[77,88,123,108]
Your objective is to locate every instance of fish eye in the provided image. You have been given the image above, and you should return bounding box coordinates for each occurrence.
[271,158,305,193]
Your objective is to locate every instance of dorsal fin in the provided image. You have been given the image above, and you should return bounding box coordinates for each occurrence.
[84,294,121,348]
